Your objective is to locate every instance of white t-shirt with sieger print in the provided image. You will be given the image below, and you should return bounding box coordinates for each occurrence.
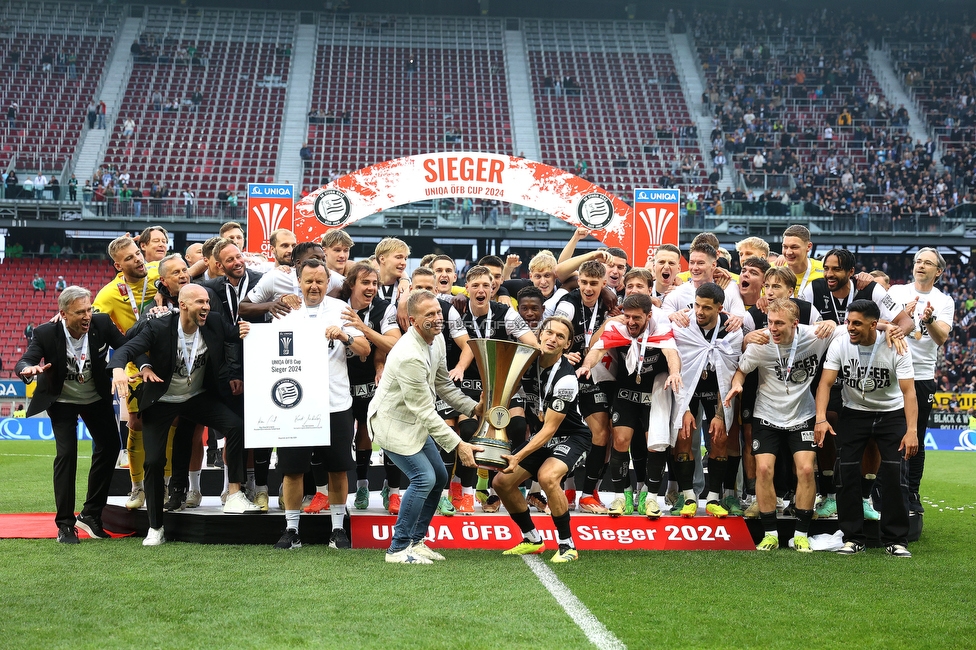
[738,324,841,428]
[886,283,955,381]
[823,335,915,412]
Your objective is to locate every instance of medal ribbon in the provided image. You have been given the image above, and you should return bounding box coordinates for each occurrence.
[469,311,490,339]
[584,302,600,347]
[796,259,814,297]
[860,336,884,397]
[62,322,89,375]
[224,274,249,323]
[536,359,559,414]
[178,324,201,378]
[123,276,149,322]
[779,327,799,392]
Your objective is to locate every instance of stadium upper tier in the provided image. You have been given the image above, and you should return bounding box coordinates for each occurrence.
[99,5,295,201]
[302,14,511,191]
[524,19,706,198]
[0,5,973,231]
[888,36,976,151]
[0,1,120,173]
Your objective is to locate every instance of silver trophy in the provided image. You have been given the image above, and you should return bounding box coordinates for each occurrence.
[467,339,540,471]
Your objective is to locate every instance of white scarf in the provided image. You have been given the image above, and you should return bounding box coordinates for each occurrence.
[670,319,742,433]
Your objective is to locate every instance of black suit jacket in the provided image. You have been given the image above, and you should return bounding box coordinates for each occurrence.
[107,312,243,411]
[202,269,264,324]
[15,314,128,416]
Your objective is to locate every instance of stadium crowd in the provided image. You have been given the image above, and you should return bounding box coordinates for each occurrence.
[682,7,976,225]
[17,217,954,563]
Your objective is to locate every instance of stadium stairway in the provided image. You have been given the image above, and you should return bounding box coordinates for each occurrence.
[669,31,732,195]
[867,46,941,165]
[276,23,318,189]
[503,27,541,161]
[73,17,142,185]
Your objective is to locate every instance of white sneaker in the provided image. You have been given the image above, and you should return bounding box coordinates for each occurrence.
[185,489,203,508]
[385,547,432,564]
[143,526,165,546]
[126,487,146,510]
[117,449,129,469]
[223,490,263,514]
[409,542,445,561]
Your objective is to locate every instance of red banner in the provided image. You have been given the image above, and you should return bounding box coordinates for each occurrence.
[350,513,755,551]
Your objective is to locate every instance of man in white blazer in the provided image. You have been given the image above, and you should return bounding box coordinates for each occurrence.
[369,290,484,564]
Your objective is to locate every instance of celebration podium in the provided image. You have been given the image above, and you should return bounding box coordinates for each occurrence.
[102,467,920,547]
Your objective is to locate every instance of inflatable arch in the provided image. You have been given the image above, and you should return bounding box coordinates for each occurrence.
[292,152,679,267]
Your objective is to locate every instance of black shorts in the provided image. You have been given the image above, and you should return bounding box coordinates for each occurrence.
[457,377,483,402]
[610,386,652,432]
[435,396,461,420]
[578,378,610,418]
[751,417,818,457]
[275,408,356,474]
[352,396,371,423]
[514,434,590,478]
[350,382,376,421]
[598,380,617,411]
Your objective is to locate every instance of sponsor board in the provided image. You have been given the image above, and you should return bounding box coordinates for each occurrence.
[924,428,976,451]
[294,153,678,267]
[0,381,27,398]
[0,417,92,441]
[246,183,294,260]
[933,392,976,410]
[350,513,755,551]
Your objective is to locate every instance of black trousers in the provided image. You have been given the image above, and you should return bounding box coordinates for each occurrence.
[47,399,120,529]
[836,408,910,546]
[909,379,936,491]
[142,393,243,529]
[167,417,201,492]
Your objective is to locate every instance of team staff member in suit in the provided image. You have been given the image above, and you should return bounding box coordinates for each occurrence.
[110,284,260,547]
[369,290,485,565]
[16,287,129,544]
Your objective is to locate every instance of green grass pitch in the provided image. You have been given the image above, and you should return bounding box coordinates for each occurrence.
[2,441,975,649]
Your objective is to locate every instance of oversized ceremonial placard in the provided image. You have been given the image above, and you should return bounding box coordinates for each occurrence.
[244,321,330,448]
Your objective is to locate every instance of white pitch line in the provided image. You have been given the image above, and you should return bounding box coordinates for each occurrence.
[522,555,626,650]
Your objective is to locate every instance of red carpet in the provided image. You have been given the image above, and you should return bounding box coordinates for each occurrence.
[0,513,133,539]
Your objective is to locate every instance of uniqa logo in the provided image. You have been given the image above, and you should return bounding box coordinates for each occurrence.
[252,202,290,240]
[954,429,976,451]
[638,206,676,256]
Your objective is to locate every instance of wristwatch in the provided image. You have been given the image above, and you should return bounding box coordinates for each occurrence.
[342,336,353,347]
